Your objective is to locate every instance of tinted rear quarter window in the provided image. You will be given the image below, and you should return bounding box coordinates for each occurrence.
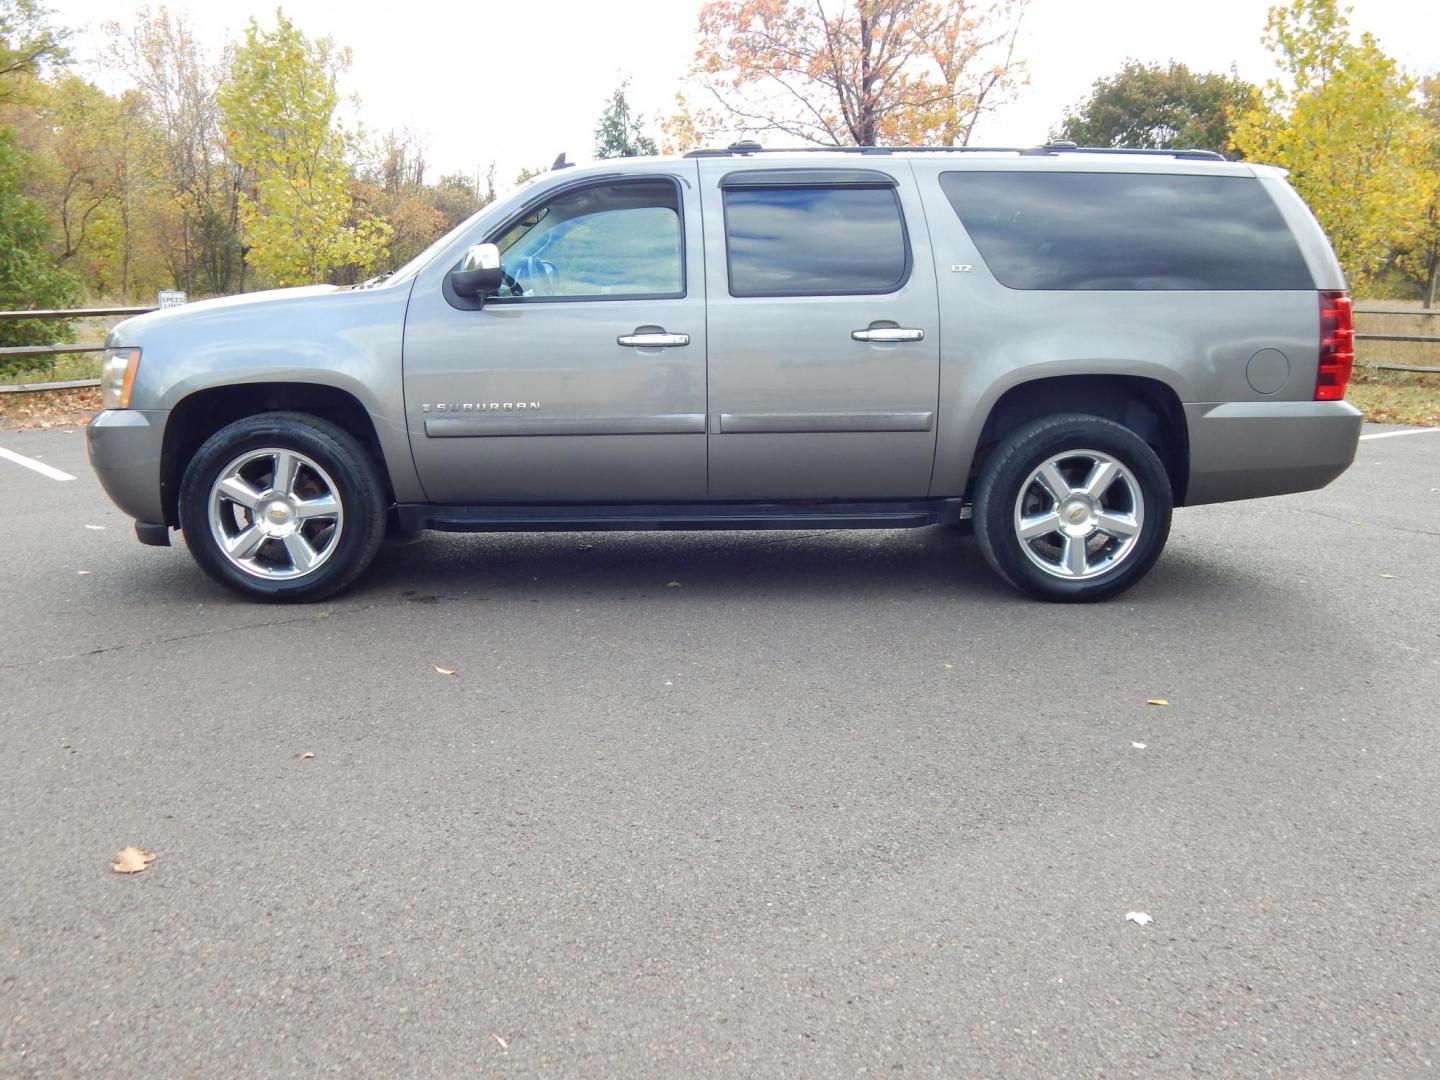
[724,186,909,296]
[939,171,1313,291]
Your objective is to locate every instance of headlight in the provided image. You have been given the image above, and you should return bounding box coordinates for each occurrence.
[101,347,142,410]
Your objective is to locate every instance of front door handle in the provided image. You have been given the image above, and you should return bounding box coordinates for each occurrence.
[851,327,925,343]
[618,328,690,348]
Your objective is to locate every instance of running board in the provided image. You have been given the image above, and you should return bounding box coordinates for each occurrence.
[395,498,968,534]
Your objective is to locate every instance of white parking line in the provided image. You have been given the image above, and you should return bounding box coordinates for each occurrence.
[1359,428,1440,441]
[0,445,77,481]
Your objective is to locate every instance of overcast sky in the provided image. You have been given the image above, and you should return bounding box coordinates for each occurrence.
[47,0,1440,191]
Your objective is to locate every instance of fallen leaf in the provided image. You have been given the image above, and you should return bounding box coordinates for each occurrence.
[665,581,682,588]
[84,524,105,531]
[112,846,157,874]
[434,665,457,676]
[314,611,331,619]
[1379,573,1395,579]
[1131,742,1147,749]
[1146,698,1170,707]
[943,662,954,669]
[77,570,91,576]
[1124,911,1153,927]
[295,751,315,760]
[492,1034,509,1050]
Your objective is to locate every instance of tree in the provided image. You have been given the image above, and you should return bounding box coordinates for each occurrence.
[679,0,1027,148]
[594,79,659,158]
[1,0,66,104]
[1231,0,1430,292]
[1393,77,1440,306]
[0,128,79,354]
[1053,61,1257,155]
[106,8,246,295]
[218,12,388,286]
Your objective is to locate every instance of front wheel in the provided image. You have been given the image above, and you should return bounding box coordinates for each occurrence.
[178,412,387,602]
[973,414,1172,602]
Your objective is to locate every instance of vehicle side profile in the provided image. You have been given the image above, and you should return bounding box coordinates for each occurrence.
[86,142,1363,602]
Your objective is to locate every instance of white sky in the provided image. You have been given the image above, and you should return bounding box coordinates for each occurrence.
[47,0,1440,191]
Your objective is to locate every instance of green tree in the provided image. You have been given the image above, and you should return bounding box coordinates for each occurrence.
[0,128,79,356]
[105,9,245,295]
[1054,61,1257,154]
[594,79,658,158]
[1,0,66,104]
[1231,0,1430,291]
[218,12,388,286]
[1394,77,1440,306]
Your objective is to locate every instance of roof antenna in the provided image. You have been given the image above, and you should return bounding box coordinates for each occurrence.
[551,151,572,171]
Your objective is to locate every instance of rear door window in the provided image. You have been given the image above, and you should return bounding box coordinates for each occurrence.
[723,185,909,297]
[938,171,1314,291]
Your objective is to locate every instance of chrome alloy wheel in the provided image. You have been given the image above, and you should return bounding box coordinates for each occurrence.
[1012,449,1144,581]
[206,448,344,580]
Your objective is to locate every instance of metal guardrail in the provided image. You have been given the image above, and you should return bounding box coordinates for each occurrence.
[0,307,157,362]
[1,303,1437,389]
[0,306,157,320]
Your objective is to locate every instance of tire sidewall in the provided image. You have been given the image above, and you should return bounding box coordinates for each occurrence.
[179,414,385,602]
[975,415,1173,602]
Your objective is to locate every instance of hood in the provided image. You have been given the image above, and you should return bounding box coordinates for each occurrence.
[107,284,343,346]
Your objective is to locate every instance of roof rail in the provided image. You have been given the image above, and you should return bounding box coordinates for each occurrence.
[683,140,1226,162]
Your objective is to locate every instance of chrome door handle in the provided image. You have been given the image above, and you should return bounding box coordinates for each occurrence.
[618,331,690,348]
[852,327,925,343]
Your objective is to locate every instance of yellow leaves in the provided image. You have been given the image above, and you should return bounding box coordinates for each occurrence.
[1232,0,1434,291]
[1146,698,1170,707]
[218,11,388,285]
[686,0,1025,148]
[112,846,156,874]
[434,665,457,677]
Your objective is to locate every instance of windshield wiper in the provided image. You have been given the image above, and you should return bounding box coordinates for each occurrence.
[357,269,395,289]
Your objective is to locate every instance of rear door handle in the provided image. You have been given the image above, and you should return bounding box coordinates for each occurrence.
[851,327,924,343]
[618,329,690,348]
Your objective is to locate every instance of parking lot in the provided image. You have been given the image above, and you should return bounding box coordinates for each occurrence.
[2,422,1438,1077]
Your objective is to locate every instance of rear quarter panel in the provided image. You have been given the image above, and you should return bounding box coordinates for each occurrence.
[909,158,1327,498]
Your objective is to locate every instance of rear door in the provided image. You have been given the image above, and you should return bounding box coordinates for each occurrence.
[699,160,941,499]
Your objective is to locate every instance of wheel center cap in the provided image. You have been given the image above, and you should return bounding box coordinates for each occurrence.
[1059,496,1095,534]
[260,498,294,534]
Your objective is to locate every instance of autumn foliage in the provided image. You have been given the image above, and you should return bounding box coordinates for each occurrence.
[676,0,1027,148]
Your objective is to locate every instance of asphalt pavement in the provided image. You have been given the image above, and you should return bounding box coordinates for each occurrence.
[2,423,1438,1077]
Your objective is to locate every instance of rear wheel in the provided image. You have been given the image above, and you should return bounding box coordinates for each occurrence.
[178,412,386,602]
[974,414,1172,602]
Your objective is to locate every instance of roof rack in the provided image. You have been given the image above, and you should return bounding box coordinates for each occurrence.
[684,140,1226,162]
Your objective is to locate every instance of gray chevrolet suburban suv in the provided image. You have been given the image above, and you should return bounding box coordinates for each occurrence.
[86,142,1362,603]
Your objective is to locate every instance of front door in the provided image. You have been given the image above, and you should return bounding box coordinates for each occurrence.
[402,168,707,503]
[699,160,941,499]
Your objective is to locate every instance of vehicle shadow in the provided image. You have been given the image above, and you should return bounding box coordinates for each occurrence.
[345,524,1282,610]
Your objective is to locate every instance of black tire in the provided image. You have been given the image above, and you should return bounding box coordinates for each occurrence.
[973,414,1172,602]
[178,412,387,602]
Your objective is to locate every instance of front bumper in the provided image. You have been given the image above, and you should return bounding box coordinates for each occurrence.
[86,409,169,525]
[1183,399,1363,506]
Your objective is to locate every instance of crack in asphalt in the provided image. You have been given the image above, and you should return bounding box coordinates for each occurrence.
[1297,506,1440,539]
[2,609,359,671]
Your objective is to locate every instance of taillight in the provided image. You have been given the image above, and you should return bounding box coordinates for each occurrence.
[1316,290,1354,401]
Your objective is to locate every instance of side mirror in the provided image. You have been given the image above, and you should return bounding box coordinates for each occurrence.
[450,243,504,299]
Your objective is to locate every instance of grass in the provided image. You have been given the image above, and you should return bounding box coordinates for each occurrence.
[1346,372,1440,427]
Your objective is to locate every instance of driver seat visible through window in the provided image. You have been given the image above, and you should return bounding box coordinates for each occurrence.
[492,179,683,300]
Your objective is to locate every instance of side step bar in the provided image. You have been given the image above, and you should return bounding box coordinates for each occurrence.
[394,498,969,534]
